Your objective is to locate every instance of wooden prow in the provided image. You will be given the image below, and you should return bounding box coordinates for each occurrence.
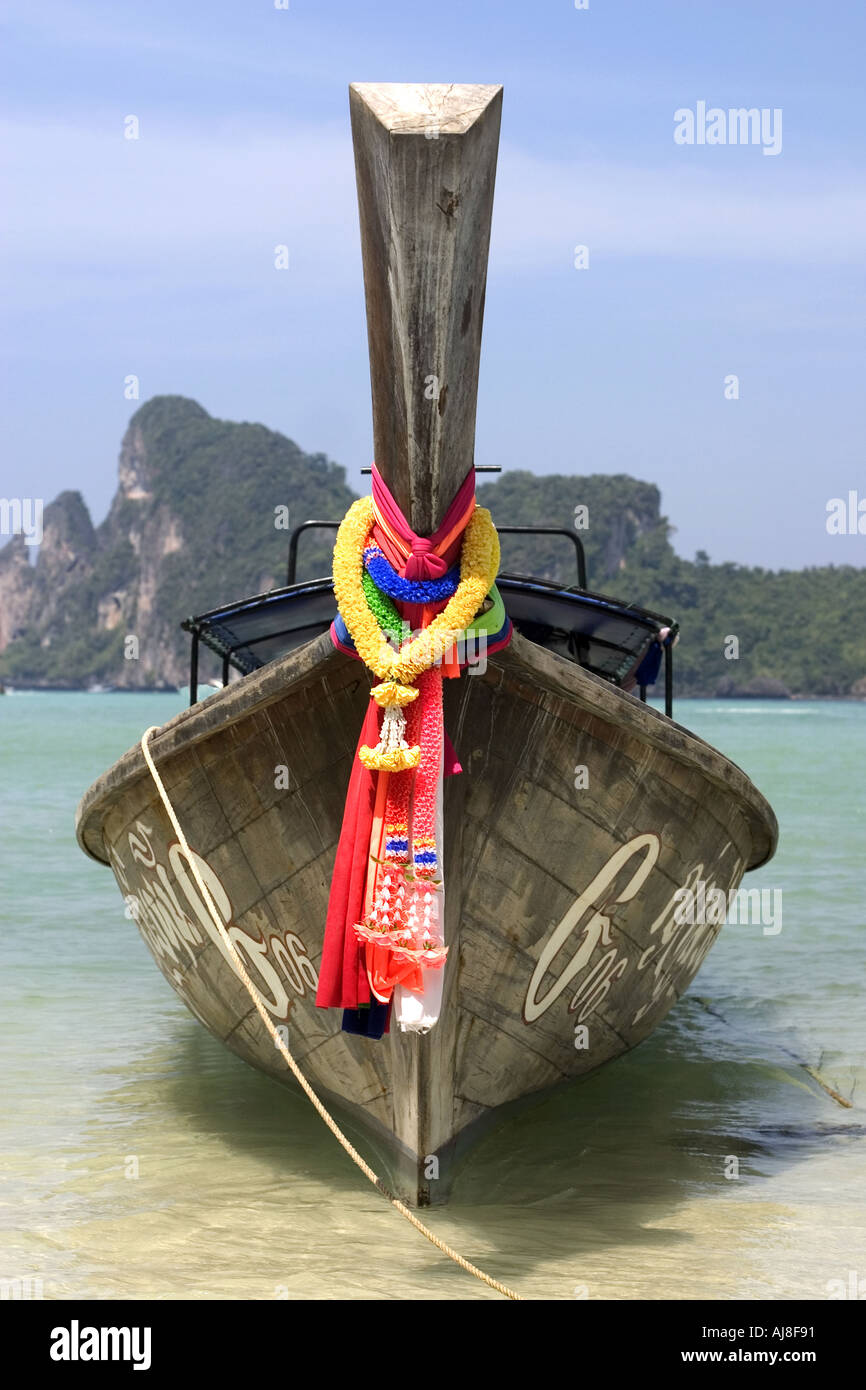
[349,82,503,533]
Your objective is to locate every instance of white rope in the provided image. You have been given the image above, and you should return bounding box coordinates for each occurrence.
[140,726,522,1300]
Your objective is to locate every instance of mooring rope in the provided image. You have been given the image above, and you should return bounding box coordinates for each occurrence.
[693,997,853,1108]
[140,726,522,1301]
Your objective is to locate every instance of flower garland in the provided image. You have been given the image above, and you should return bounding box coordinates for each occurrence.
[332,495,500,690]
[364,544,459,604]
[354,668,448,1008]
[325,480,505,1035]
[361,568,404,643]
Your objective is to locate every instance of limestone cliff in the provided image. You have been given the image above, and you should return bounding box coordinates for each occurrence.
[3,395,863,696]
[0,397,356,688]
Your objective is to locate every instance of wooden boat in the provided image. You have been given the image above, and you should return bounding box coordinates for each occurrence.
[75,84,777,1207]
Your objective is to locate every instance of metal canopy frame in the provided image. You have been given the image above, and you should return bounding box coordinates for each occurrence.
[286,520,587,589]
[183,518,676,717]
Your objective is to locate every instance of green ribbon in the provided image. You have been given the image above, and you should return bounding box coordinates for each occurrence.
[361,569,507,653]
[362,568,403,641]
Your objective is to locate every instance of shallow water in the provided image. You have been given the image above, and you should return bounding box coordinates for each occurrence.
[1,692,863,1300]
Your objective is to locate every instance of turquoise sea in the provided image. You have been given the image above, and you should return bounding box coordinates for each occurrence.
[1,692,864,1300]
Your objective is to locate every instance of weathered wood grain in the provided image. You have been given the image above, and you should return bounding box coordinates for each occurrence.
[76,630,777,1205]
[349,83,503,530]
[74,78,779,1207]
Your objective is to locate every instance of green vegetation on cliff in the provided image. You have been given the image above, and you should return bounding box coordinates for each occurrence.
[479,471,866,697]
[0,397,355,688]
[1,397,864,696]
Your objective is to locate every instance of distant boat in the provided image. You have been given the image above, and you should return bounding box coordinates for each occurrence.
[75,85,777,1207]
[86,683,116,694]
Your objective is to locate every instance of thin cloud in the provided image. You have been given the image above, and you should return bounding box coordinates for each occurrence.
[492,148,866,266]
[2,117,864,318]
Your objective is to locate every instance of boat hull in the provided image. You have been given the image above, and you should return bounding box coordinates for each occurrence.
[76,631,776,1205]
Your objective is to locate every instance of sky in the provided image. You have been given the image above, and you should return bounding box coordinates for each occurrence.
[1,0,864,570]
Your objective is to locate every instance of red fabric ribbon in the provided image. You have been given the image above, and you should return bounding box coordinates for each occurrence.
[370,462,475,635]
[316,701,379,1010]
[404,537,448,581]
[316,465,476,1013]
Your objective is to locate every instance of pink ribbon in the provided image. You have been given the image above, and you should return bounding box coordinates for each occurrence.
[371,463,476,580]
[370,461,478,630]
[405,537,448,581]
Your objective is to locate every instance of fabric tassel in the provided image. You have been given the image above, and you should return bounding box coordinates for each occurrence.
[319,463,511,1038]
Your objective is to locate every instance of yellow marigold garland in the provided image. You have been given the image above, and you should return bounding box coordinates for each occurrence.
[333,495,500,769]
[332,496,500,685]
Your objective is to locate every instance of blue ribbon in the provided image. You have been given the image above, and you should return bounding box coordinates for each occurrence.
[363,545,460,604]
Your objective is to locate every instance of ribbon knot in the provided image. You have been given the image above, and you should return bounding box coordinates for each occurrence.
[405,538,449,581]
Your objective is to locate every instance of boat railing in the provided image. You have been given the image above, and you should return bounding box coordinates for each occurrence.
[495,526,587,590]
[183,523,673,716]
[286,521,341,585]
[286,520,587,590]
